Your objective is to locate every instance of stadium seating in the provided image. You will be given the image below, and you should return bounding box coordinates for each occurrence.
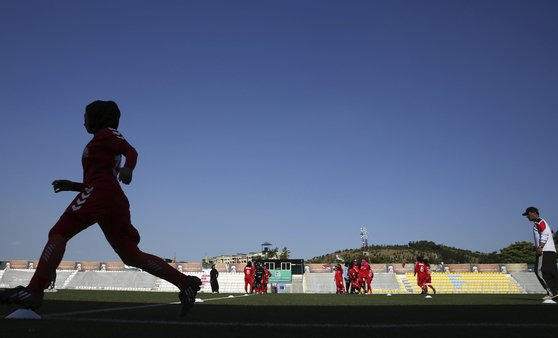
[0,269,4,284]
[404,272,522,294]
[208,272,246,293]
[371,273,407,294]
[304,272,336,293]
[155,272,248,293]
[65,271,157,291]
[0,266,544,295]
[0,269,75,289]
[510,272,545,293]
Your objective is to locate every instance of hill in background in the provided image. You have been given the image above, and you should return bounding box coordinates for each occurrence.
[306,240,535,264]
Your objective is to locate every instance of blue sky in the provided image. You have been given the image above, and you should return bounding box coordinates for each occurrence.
[1,1,557,263]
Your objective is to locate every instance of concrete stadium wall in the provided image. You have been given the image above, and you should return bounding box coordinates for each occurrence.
[305,264,334,273]
[58,261,77,270]
[444,264,472,272]
[387,263,414,274]
[79,262,101,271]
[474,264,499,272]
[503,263,528,272]
[370,264,387,273]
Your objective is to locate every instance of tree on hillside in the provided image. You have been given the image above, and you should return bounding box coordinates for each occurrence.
[408,241,439,252]
[306,240,542,264]
[499,241,534,263]
[279,247,290,259]
[478,251,501,263]
[268,247,279,259]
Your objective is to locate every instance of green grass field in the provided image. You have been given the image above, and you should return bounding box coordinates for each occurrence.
[2,290,558,338]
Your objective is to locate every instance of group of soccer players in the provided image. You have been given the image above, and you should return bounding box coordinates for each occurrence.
[334,259,374,294]
[333,257,437,296]
[243,261,272,294]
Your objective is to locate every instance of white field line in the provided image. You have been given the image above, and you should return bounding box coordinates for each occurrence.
[42,303,170,318]
[43,294,251,318]
[37,317,558,329]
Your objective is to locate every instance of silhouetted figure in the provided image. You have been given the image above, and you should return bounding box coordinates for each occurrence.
[210,264,219,293]
[0,100,201,316]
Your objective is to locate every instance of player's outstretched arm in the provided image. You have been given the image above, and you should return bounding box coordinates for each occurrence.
[52,180,83,193]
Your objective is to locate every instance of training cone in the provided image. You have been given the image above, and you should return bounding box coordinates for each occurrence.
[5,309,41,319]
[542,299,556,304]
[228,295,234,298]
[386,293,392,297]
[425,295,432,299]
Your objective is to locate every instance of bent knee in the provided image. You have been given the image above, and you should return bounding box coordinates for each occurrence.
[49,213,89,242]
[48,228,70,244]
[114,243,142,266]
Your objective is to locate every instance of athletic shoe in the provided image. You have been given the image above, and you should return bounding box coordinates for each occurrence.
[179,276,202,317]
[542,295,552,300]
[542,299,556,304]
[0,286,43,310]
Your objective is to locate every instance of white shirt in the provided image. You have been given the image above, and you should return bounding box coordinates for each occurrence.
[533,218,556,252]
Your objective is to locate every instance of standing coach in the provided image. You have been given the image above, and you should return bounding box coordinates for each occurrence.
[523,206,558,303]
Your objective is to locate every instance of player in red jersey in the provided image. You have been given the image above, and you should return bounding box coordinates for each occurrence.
[348,261,360,293]
[243,261,255,294]
[358,259,369,293]
[262,265,271,294]
[334,264,345,293]
[414,256,428,294]
[359,259,374,294]
[0,101,201,316]
[423,257,436,294]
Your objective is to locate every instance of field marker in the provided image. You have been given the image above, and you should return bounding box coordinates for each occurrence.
[6,309,41,319]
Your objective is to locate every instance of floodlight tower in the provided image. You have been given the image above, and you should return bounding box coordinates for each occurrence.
[360,226,368,248]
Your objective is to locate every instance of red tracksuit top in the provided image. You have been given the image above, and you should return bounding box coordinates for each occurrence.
[244,266,255,280]
[415,262,427,278]
[334,269,344,283]
[74,127,137,191]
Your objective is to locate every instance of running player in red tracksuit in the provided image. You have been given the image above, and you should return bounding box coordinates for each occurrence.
[414,256,428,294]
[0,101,201,316]
[244,261,255,294]
[423,257,436,294]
